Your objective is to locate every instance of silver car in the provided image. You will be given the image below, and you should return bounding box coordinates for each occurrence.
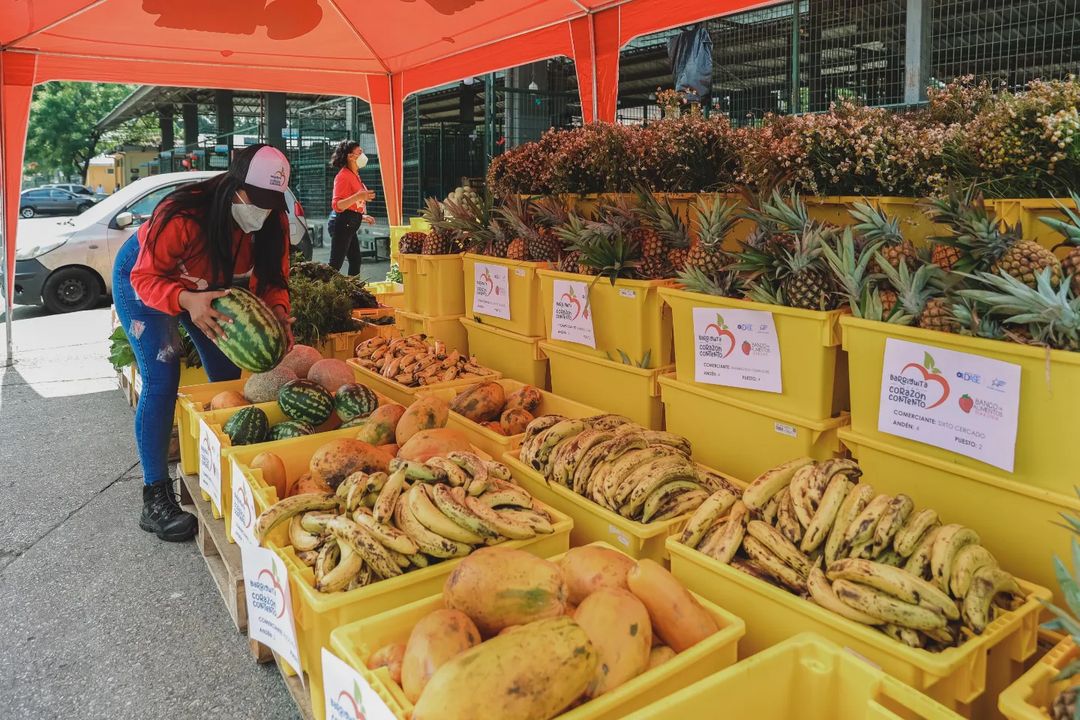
[19,187,96,218]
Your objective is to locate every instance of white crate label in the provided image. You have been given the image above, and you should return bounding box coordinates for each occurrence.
[618,288,636,299]
[322,648,397,720]
[878,339,1021,471]
[608,524,631,547]
[230,458,258,549]
[472,262,511,319]
[773,422,797,438]
[514,268,526,277]
[132,369,144,396]
[692,308,782,393]
[198,419,223,510]
[551,279,596,348]
[242,545,302,678]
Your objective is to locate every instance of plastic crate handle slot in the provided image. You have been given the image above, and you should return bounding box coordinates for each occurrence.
[868,681,942,720]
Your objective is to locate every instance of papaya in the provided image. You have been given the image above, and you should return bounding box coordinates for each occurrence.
[402,609,481,703]
[378,443,399,457]
[286,472,310,496]
[626,559,718,652]
[557,545,636,605]
[396,395,450,446]
[309,438,390,489]
[442,546,566,636]
[251,452,287,498]
[504,385,542,415]
[412,617,596,720]
[295,473,332,494]
[355,403,407,445]
[397,428,473,463]
[209,390,250,410]
[648,645,676,669]
[482,421,506,435]
[450,382,505,423]
[366,642,406,686]
[500,408,534,436]
[573,588,652,698]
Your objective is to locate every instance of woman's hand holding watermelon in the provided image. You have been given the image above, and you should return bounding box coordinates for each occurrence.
[180,288,232,339]
[272,304,296,352]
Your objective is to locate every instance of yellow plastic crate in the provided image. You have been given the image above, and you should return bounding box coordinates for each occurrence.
[459,317,548,388]
[398,253,464,317]
[537,269,674,368]
[176,378,249,476]
[346,358,500,406]
[328,542,745,720]
[408,216,429,232]
[660,286,848,420]
[659,373,848,483]
[840,428,1079,608]
[350,306,396,322]
[667,536,1051,718]
[623,632,964,720]
[542,341,671,430]
[993,197,1078,254]
[804,196,944,244]
[503,449,745,563]
[461,253,550,336]
[999,635,1076,720]
[395,309,469,355]
[842,315,1080,495]
[315,329,368,361]
[418,378,602,458]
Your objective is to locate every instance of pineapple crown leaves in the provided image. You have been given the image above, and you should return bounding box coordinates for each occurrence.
[608,348,652,368]
[676,265,743,298]
[850,201,905,246]
[572,223,643,285]
[819,227,885,317]
[633,185,690,248]
[876,252,945,320]
[743,189,811,237]
[496,196,541,242]
[690,193,740,249]
[949,297,1008,341]
[529,195,571,228]
[1041,190,1080,248]
[554,212,596,247]
[925,187,1021,267]
[957,269,1080,351]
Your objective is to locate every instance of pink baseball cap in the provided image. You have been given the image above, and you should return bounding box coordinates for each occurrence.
[245,145,291,192]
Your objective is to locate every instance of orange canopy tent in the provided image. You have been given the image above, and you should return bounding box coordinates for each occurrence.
[1,0,757,358]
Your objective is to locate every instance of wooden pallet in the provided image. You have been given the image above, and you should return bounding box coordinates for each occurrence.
[178,469,273,663]
[275,656,315,720]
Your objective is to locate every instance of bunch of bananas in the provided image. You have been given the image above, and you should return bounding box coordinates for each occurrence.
[252,452,553,593]
[517,414,738,523]
[353,334,496,387]
[678,457,1025,650]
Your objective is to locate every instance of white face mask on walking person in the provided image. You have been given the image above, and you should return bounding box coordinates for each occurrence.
[232,191,272,233]
[349,148,369,170]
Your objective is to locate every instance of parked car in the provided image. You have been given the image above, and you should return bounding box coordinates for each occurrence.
[14,171,313,313]
[19,188,96,218]
[45,183,97,198]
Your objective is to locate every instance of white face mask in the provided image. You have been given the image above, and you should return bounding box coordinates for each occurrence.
[232,192,271,233]
[354,152,368,169]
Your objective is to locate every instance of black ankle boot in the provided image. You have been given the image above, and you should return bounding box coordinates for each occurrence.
[140,479,197,542]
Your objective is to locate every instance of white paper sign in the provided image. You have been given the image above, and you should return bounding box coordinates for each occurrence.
[878,338,1021,471]
[692,307,782,393]
[472,262,511,319]
[198,419,223,510]
[243,544,302,676]
[230,458,259,549]
[133,369,143,397]
[550,279,595,348]
[322,648,398,720]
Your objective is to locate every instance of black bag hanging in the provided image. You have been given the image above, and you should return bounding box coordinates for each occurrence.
[667,24,713,106]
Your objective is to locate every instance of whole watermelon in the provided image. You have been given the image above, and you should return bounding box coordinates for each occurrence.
[269,420,314,441]
[222,406,269,445]
[211,288,287,372]
[278,379,334,426]
[335,383,379,422]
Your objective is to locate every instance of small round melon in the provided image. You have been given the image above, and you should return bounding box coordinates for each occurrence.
[209,390,249,410]
[243,365,298,403]
[307,358,355,394]
[278,344,324,378]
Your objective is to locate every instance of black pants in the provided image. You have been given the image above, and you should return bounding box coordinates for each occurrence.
[329,209,363,276]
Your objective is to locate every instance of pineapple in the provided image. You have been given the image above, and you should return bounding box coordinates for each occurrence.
[926,190,1062,288]
[820,226,883,318]
[686,194,737,276]
[1036,495,1080,720]
[559,250,584,274]
[505,237,527,261]
[399,231,426,255]
[531,196,571,263]
[878,288,899,318]
[419,198,458,255]
[849,201,917,273]
[745,189,812,238]
[442,190,495,255]
[568,221,642,282]
[1038,190,1080,295]
[554,214,598,276]
[957,268,1080,351]
[776,228,838,311]
[637,189,691,274]
[500,197,560,262]
[1052,688,1078,720]
[918,297,959,334]
[875,253,946,327]
[677,265,743,298]
[931,243,962,272]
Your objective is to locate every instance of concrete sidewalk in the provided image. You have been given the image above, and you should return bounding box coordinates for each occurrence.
[0,304,298,718]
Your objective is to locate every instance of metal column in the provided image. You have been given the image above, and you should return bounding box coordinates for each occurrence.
[264,92,287,152]
[182,102,199,152]
[215,90,234,149]
[790,0,801,113]
[159,108,174,151]
[904,0,932,104]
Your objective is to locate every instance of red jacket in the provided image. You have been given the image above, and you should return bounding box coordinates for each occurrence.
[332,167,367,214]
[130,204,290,316]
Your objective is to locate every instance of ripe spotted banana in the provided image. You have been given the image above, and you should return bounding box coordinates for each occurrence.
[880,623,923,648]
[593,446,661,507]
[388,459,443,483]
[831,578,947,630]
[962,565,1021,634]
[950,544,997,598]
[485,460,512,482]
[759,493,781,525]
[893,509,939,558]
[464,495,535,540]
[775,488,804,546]
[639,480,703,523]
[392,494,473,559]
[680,489,739,548]
[640,430,692,456]
[789,463,827,528]
[904,525,942,580]
[695,466,742,497]
[254,492,341,544]
[336,472,362,501]
[800,475,852,554]
[429,483,501,541]
[824,483,874,567]
[316,545,363,593]
[826,559,959,620]
[500,508,554,534]
[550,429,612,487]
[699,501,748,564]
[742,457,814,512]
[746,520,813,577]
[574,434,645,496]
[350,507,420,555]
[314,538,341,585]
[521,414,566,448]
[652,489,708,522]
[583,414,632,431]
[327,516,402,579]
[528,420,586,476]
[743,535,808,592]
[289,515,323,552]
[605,446,684,508]
[929,525,980,593]
[424,457,470,487]
[842,494,892,549]
[870,494,914,556]
[406,483,485,544]
[372,467,407,524]
[806,566,883,625]
[624,457,699,516]
[448,451,490,496]
[476,481,533,510]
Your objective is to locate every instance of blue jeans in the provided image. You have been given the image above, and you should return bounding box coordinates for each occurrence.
[112,234,240,485]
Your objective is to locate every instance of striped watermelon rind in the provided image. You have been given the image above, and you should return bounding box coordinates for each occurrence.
[278,379,334,426]
[211,288,287,373]
[335,383,379,422]
[223,406,269,445]
[268,420,314,441]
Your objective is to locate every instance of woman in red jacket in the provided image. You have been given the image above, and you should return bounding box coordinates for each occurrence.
[112,144,294,542]
[329,139,376,275]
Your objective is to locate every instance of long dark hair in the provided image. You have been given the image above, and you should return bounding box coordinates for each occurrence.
[144,143,288,292]
[330,140,360,171]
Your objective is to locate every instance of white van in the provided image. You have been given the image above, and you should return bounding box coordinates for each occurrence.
[14,171,312,313]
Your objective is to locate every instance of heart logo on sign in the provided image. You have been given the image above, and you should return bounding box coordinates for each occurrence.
[901,351,951,409]
[559,287,582,320]
[257,566,288,619]
[233,481,252,530]
[704,313,736,358]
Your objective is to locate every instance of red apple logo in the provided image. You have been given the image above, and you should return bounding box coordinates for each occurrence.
[900,352,951,409]
[704,313,737,358]
[334,681,366,720]
[479,270,494,295]
[958,394,974,413]
[560,287,582,320]
[233,482,253,531]
[741,341,752,356]
[258,566,287,619]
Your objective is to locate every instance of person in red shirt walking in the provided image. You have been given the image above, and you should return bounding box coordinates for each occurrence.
[111,144,295,542]
[329,140,376,275]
